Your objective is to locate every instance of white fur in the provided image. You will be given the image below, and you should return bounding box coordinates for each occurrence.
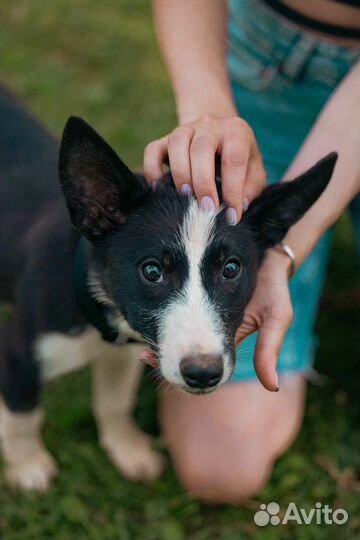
[108,311,145,344]
[0,400,58,491]
[92,343,163,481]
[35,322,143,382]
[35,327,100,381]
[87,267,116,308]
[4,334,163,491]
[158,200,230,388]
[87,268,145,343]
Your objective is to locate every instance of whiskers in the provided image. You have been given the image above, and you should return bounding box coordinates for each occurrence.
[140,334,167,391]
[146,367,172,394]
[147,366,161,382]
[141,334,160,353]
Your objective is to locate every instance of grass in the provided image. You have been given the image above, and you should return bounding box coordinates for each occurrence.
[0,1,359,538]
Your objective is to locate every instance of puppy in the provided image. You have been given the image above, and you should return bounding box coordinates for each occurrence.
[0,87,337,490]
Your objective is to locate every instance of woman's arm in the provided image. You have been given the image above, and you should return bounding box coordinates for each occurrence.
[145,0,265,223]
[283,60,360,266]
[152,0,235,123]
[236,61,360,391]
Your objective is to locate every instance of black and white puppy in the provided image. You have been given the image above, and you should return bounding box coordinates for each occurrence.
[0,87,337,491]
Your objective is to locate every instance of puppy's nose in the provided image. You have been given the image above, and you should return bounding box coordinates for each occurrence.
[180,355,223,389]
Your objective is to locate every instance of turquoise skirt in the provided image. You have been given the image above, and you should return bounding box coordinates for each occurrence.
[228,0,360,380]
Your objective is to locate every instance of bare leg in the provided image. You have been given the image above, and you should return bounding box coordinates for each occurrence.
[92,343,164,481]
[161,374,306,504]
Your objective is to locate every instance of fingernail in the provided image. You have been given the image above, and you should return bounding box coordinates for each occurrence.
[225,207,237,226]
[151,181,158,192]
[274,371,279,392]
[200,196,215,212]
[243,197,250,212]
[180,183,193,197]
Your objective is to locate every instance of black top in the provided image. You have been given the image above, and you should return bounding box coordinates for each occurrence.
[263,0,360,39]
[333,1,359,6]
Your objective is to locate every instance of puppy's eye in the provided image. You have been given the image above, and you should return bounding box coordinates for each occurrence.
[141,261,164,283]
[222,259,242,280]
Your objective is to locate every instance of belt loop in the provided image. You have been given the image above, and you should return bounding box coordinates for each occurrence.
[278,36,317,81]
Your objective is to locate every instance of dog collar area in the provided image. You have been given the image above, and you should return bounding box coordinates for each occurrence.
[74,238,137,345]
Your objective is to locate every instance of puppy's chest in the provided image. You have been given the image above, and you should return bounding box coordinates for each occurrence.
[35,320,143,382]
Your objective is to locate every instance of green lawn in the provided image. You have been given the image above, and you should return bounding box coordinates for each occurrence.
[0,2,359,539]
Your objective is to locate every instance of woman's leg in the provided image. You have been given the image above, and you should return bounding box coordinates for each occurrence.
[160,375,305,503]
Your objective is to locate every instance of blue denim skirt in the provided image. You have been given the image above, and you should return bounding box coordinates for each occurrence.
[228,0,360,380]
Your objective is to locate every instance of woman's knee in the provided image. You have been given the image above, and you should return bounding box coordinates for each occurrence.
[161,376,305,503]
[175,445,274,504]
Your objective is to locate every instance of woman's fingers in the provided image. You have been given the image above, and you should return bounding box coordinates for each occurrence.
[144,115,265,222]
[244,145,267,205]
[221,136,250,223]
[168,126,194,194]
[144,136,169,185]
[253,308,293,392]
[221,121,266,221]
[235,249,293,392]
[190,132,219,209]
[234,314,257,346]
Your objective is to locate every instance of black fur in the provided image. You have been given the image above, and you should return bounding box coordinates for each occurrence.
[59,117,151,239]
[90,183,192,345]
[0,91,83,411]
[243,153,338,249]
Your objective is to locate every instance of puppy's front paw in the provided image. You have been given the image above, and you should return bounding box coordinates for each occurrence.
[101,422,164,482]
[4,450,58,492]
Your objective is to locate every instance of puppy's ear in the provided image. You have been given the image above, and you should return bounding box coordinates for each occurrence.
[243,152,338,249]
[59,116,150,239]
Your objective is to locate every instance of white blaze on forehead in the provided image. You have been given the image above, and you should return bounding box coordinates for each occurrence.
[181,198,217,268]
[158,200,231,386]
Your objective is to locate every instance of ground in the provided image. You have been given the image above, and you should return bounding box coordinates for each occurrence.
[0,1,359,539]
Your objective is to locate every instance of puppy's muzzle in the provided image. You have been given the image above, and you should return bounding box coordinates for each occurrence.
[179,354,223,390]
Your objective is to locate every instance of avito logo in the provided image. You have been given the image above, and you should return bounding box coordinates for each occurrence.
[254,501,349,527]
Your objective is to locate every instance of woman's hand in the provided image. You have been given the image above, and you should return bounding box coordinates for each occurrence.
[144,114,266,224]
[235,250,293,391]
